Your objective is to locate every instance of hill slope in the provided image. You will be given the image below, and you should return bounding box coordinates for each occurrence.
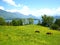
[0,25,60,45]
[0,9,37,19]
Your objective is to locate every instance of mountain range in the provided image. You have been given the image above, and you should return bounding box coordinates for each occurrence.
[0,9,60,20]
[0,9,38,20]
[53,15,60,19]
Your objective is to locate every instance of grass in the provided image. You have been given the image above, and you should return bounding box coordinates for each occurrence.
[0,25,60,45]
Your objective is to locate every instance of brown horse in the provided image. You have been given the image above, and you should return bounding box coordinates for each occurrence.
[46,32,52,35]
[35,30,40,33]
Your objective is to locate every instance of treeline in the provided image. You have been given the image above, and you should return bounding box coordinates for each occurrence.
[11,18,34,26]
[0,17,34,26]
[0,14,60,30]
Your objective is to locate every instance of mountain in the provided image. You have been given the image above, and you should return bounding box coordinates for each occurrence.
[27,14,38,19]
[0,9,16,19]
[0,9,37,20]
[54,15,60,19]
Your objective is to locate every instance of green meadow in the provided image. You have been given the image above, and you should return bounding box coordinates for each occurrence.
[0,25,60,45]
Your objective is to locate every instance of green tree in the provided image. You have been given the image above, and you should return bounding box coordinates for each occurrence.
[50,24,59,30]
[18,19,23,25]
[11,19,26,26]
[22,19,26,25]
[42,14,54,27]
[0,17,5,25]
[11,19,18,26]
[37,19,41,25]
[6,21,11,26]
[55,19,60,26]
[28,18,34,24]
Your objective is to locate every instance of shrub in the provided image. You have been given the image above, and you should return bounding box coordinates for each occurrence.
[11,19,19,26]
[50,24,59,30]
[55,19,60,26]
[0,17,5,25]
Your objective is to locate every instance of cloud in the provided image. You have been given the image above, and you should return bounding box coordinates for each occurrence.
[32,8,56,16]
[0,6,5,10]
[3,0,22,7]
[6,6,60,16]
[19,6,31,15]
[56,7,60,15]
[6,6,31,15]
[30,8,60,16]
[6,9,18,12]
[17,4,23,7]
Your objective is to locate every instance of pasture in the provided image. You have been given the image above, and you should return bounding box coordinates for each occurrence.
[0,25,60,45]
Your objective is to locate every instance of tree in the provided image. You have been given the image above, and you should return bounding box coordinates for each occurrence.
[18,19,23,25]
[6,21,11,26]
[11,19,25,26]
[21,19,26,25]
[55,19,60,26]
[37,19,41,25]
[50,24,59,30]
[11,19,18,26]
[0,17,5,25]
[28,18,34,24]
[42,14,54,27]
[11,18,34,26]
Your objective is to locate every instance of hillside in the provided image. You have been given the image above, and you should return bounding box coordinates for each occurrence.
[0,25,60,45]
[0,9,37,19]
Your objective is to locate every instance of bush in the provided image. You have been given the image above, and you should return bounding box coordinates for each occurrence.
[11,19,23,26]
[37,20,41,25]
[6,22,12,26]
[55,19,60,26]
[0,17,5,25]
[50,24,59,30]
[11,19,19,26]
[28,18,34,24]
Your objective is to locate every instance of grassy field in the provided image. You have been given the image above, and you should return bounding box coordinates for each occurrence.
[0,25,60,45]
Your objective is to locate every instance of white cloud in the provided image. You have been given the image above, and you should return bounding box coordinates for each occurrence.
[56,7,60,15]
[30,8,60,16]
[6,6,30,15]
[32,8,56,16]
[3,0,22,7]
[6,6,60,16]
[6,9,18,12]
[17,4,23,7]
[0,6,5,10]
[19,6,31,15]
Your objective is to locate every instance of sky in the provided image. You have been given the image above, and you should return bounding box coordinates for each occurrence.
[0,0,60,16]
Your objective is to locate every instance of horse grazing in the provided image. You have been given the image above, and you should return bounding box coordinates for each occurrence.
[46,32,52,35]
[35,30,40,33]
